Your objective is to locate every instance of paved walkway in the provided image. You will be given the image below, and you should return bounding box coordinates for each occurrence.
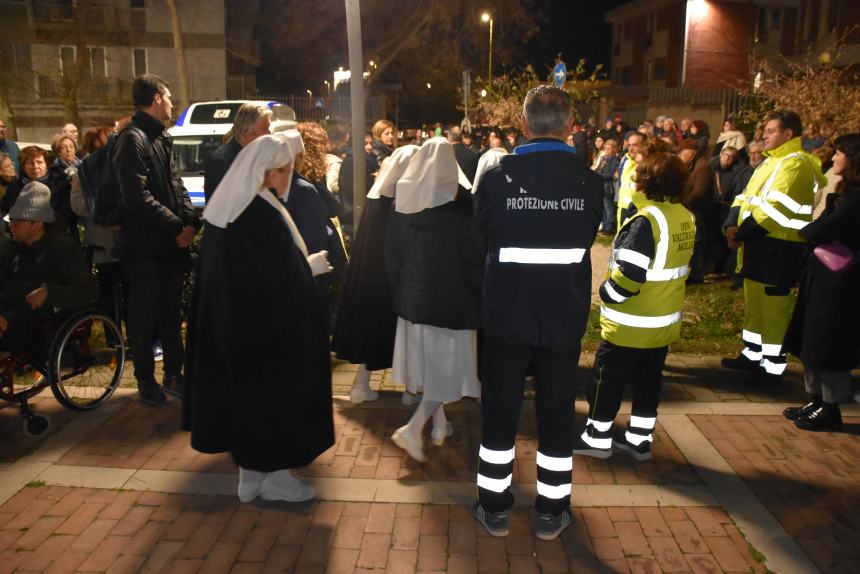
[1,359,858,574]
[1,241,859,572]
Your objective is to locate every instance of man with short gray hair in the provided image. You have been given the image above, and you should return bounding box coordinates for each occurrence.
[448,125,478,183]
[473,85,603,540]
[204,103,273,201]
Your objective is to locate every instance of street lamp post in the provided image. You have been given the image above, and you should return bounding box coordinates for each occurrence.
[481,12,493,88]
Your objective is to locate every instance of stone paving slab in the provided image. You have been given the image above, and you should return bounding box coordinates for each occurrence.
[44,398,701,489]
[692,414,860,574]
[0,487,770,574]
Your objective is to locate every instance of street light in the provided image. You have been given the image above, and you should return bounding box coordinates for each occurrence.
[426,82,432,89]
[323,80,330,95]
[481,12,493,88]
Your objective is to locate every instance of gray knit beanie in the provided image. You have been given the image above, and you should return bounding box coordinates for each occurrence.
[9,181,55,222]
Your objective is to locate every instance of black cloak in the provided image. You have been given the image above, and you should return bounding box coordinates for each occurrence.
[184,193,334,471]
[331,196,397,371]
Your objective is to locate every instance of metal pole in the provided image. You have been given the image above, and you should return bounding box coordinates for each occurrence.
[488,18,493,88]
[345,0,366,234]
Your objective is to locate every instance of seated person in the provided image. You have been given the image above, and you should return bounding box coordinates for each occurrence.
[0,182,94,354]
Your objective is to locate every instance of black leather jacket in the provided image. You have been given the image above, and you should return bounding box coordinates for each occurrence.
[113,111,198,261]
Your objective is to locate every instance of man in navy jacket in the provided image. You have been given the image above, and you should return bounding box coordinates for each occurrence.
[473,86,603,541]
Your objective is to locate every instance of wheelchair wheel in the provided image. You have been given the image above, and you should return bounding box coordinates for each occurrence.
[48,311,125,411]
[21,412,50,437]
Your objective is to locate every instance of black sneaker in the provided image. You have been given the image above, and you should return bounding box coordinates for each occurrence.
[162,374,184,398]
[474,501,509,537]
[572,432,612,459]
[721,355,759,372]
[534,508,572,541]
[137,379,167,406]
[613,436,652,461]
[783,400,821,421]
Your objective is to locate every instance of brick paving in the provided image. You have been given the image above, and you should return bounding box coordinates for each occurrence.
[0,486,770,574]
[692,414,860,574]
[0,336,856,573]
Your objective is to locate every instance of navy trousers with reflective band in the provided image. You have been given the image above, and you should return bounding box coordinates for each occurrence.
[583,341,668,447]
[477,337,579,515]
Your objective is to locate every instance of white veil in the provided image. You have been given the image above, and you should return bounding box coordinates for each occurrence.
[395,137,470,214]
[202,132,308,256]
[366,144,420,199]
[472,147,507,193]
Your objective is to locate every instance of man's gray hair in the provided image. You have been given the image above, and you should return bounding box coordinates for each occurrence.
[231,103,274,142]
[448,126,463,142]
[523,85,572,136]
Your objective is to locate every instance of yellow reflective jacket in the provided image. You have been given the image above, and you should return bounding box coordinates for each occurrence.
[733,137,826,242]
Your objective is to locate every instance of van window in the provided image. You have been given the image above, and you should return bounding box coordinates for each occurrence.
[172,135,223,176]
[189,103,244,124]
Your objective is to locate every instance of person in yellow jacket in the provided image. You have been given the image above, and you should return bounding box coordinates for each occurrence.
[722,110,826,382]
[616,131,645,230]
[574,152,695,461]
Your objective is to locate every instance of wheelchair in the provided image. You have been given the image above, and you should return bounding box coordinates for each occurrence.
[0,309,126,436]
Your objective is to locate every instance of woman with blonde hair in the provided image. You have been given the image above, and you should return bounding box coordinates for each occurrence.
[370,119,396,165]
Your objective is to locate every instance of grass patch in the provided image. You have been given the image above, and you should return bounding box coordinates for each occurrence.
[24,480,46,488]
[584,277,745,355]
[747,542,768,564]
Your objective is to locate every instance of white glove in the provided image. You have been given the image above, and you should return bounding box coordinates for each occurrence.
[307,250,333,277]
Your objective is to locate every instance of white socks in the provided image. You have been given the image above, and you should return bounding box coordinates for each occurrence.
[350,365,379,404]
[401,400,445,439]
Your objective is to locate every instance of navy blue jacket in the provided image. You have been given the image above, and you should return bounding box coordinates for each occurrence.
[475,139,603,349]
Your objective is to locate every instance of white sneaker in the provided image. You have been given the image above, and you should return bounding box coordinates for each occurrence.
[430,421,454,446]
[260,471,316,503]
[237,468,265,503]
[391,426,426,462]
[401,391,420,406]
[350,386,379,404]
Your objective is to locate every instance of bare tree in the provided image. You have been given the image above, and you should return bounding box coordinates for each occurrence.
[166,0,191,108]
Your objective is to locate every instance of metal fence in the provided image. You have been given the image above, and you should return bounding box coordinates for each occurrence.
[250,92,387,124]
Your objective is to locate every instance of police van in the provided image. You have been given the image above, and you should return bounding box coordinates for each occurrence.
[168,100,296,207]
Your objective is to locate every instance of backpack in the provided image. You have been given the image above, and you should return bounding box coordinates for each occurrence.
[80,126,152,227]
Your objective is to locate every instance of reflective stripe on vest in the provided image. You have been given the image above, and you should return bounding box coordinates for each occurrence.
[600,305,682,328]
[634,205,689,282]
[499,247,585,264]
[743,152,816,230]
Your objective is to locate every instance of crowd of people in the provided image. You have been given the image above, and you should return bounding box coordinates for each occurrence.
[0,75,857,541]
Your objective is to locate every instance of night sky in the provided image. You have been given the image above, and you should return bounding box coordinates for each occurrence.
[519,0,631,75]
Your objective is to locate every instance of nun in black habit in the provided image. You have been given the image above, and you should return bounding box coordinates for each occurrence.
[331,145,420,404]
[185,132,335,503]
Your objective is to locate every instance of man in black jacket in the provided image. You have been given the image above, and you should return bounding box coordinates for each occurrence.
[473,86,603,541]
[449,126,478,184]
[114,74,199,406]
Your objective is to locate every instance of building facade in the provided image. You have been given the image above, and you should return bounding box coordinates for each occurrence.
[0,0,233,142]
[606,0,858,91]
[602,0,858,129]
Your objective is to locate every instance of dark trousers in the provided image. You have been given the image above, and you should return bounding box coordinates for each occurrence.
[584,340,668,444]
[127,261,184,382]
[96,262,129,332]
[0,310,42,355]
[478,337,580,515]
